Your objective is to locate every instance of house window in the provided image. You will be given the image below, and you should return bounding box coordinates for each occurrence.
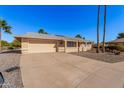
[67,41,76,47]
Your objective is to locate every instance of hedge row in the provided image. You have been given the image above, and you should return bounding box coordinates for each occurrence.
[107,45,124,52]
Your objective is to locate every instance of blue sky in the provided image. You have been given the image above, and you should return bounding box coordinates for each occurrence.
[0,5,124,42]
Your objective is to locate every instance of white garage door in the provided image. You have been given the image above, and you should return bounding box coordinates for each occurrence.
[28,39,56,53]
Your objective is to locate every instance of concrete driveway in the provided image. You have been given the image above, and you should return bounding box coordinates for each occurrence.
[20,53,124,88]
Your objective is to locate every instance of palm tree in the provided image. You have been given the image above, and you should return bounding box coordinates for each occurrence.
[96,5,100,53]
[117,32,124,39]
[0,19,12,51]
[102,5,107,53]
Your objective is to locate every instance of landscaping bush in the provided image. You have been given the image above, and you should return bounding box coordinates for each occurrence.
[1,40,10,46]
[8,46,14,50]
[12,39,21,48]
[108,45,124,52]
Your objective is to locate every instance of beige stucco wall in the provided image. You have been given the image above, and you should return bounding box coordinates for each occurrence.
[79,43,92,52]
[66,47,78,53]
[79,47,83,52]
[86,44,92,51]
[58,47,65,52]
[21,38,29,54]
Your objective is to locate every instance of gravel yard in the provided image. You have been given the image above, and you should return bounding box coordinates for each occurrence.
[70,52,124,63]
[0,52,23,88]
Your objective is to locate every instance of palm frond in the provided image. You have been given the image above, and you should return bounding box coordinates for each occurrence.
[3,26,12,34]
[0,19,12,34]
[1,20,7,27]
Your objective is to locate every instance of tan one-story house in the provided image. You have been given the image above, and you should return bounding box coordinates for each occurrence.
[14,32,93,54]
[107,38,124,46]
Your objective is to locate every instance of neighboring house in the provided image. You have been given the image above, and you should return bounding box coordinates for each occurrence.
[107,38,124,46]
[14,32,93,54]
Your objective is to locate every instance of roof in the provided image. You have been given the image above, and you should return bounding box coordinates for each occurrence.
[109,38,124,43]
[14,32,92,42]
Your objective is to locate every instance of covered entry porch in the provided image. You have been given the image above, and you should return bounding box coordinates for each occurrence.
[56,40,89,53]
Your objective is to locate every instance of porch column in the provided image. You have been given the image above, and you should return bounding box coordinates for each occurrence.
[56,41,59,52]
[85,41,87,51]
[64,40,67,53]
[76,41,79,52]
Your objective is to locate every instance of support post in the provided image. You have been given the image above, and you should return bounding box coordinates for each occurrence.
[64,40,67,53]
[85,41,88,51]
[76,41,79,52]
[56,41,59,52]
[85,41,87,46]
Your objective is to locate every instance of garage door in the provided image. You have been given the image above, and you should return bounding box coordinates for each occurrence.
[28,39,56,53]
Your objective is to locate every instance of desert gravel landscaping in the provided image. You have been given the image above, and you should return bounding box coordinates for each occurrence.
[0,52,23,88]
[71,52,124,63]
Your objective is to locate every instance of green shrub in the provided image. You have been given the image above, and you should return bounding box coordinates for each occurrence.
[108,45,124,52]
[11,39,21,47]
[1,40,10,46]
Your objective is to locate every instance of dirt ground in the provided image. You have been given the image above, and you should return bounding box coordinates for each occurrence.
[70,52,124,63]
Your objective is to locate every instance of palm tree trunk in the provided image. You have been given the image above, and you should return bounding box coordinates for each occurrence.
[102,5,107,53]
[96,5,100,53]
[0,28,1,52]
